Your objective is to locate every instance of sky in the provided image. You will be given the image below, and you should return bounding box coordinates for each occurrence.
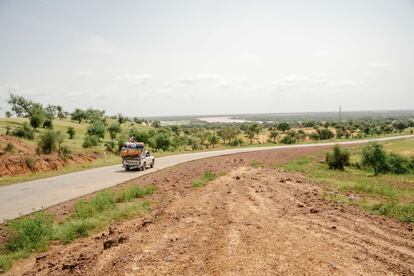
[0,0,413,117]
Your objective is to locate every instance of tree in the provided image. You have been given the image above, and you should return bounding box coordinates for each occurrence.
[208,134,219,148]
[85,108,105,122]
[71,109,86,124]
[29,104,46,129]
[361,143,388,175]
[108,123,121,140]
[269,131,278,143]
[187,135,200,151]
[5,111,12,118]
[245,130,255,144]
[87,120,106,140]
[154,133,170,151]
[129,128,149,143]
[277,122,290,133]
[67,127,76,139]
[56,106,65,120]
[393,121,408,133]
[317,128,335,140]
[326,145,350,170]
[45,104,57,119]
[8,93,33,117]
[117,113,126,125]
[151,120,161,128]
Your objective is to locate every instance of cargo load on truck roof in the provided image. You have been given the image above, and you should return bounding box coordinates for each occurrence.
[121,142,145,158]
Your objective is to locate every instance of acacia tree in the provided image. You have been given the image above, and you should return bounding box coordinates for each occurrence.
[108,123,121,140]
[208,134,219,149]
[269,130,278,143]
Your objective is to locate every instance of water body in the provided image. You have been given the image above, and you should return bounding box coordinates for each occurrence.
[198,116,250,123]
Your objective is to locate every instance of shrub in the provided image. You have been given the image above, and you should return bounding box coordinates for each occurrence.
[4,143,15,154]
[192,171,216,188]
[42,119,53,129]
[67,127,76,139]
[361,143,388,175]
[28,105,46,130]
[6,212,53,252]
[229,137,243,147]
[82,135,99,148]
[326,145,350,170]
[61,145,71,159]
[317,128,335,140]
[87,120,106,140]
[13,123,35,140]
[25,157,36,170]
[73,191,115,219]
[281,135,296,144]
[387,153,411,174]
[37,130,59,154]
[118,185,156,202]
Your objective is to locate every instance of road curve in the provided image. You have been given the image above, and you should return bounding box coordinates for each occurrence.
[1,135,413,222]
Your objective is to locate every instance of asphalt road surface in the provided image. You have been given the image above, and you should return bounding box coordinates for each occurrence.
[1,135,413,222]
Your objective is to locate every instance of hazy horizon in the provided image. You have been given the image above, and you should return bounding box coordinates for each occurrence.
[1,0,413,117]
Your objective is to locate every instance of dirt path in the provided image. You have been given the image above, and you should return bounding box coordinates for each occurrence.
[8,146,414,275]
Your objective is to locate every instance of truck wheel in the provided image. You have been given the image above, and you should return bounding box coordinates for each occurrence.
[125,166,130,171]
[150,160,155,168]
[142,162,146,171]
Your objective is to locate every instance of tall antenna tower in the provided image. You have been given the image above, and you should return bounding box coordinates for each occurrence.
[339,105,342,121]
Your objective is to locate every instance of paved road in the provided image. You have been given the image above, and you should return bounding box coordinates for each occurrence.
[1,135,413,222]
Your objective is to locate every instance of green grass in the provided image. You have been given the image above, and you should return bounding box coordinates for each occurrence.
[282,139,414,223]
[118,185,156,202]
[0,185,154,271]
[192,171,216,188]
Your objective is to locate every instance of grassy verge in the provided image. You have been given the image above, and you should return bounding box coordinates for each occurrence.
[282,139,414,223]
[0,184,155,271]
[192,171,216,188]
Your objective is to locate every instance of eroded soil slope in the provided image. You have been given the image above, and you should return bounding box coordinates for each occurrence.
[0,135,100,177]
[9,148,414,275]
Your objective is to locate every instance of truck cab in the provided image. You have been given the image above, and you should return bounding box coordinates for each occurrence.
[121,142,155,171]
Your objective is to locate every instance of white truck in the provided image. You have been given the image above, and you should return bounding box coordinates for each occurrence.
[121,142,155,171]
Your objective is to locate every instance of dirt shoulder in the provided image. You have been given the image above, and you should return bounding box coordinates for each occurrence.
[7,145,414,275]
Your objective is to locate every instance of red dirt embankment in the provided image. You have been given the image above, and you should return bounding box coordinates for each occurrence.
[0,136,100,177]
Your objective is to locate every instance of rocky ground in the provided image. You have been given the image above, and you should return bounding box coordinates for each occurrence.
[7,146,414,275]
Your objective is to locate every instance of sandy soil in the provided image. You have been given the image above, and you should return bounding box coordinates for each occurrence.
[7,146,414,275]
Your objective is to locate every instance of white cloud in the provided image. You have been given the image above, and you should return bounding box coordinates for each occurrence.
[114,74,152,84]
[313,50,329,56]
[369,62,391,68]
[334,80,360,87]
[73,71,92,75]
[282,75,309,83]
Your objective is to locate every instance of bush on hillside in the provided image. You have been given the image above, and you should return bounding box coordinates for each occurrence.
[326,145,350,170]
[13,123,35,140]
[82,135,99,148]
[387,153,411,174]
[37,130,62,154]
[361,143,389,175]
[87,120,105,140]
[67,127,76,139]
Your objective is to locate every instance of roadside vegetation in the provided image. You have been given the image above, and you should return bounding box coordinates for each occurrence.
[282,139,414,224]
[192,171,216,188]
[1,93,414,184]
[0,184,155,271]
